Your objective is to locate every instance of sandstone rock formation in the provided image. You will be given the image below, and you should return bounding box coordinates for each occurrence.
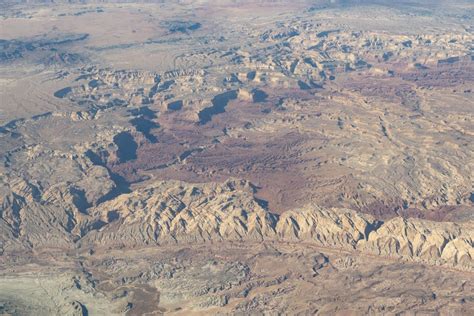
[0,0,473,314]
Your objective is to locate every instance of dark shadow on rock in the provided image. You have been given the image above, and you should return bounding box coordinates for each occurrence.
[167,100,183,111]
[95,171,131,205]
[129,117,159,143]
[54,87,72,98]
[247,71,256,80]
[90,220,107,231]
[255,198,269,211]
[298,80,311,90]
[88,79,101,88]
[364,220,384,241]
[128,106,157,119]
[107,210,120,223]
[149,80,174,98]
[70,187,91,215]
[179,148,204,161]
[252,89,268,103]
[84,150,132,205]
[84,150,103,165]
[113,132,138,162]
[198,90,238,125]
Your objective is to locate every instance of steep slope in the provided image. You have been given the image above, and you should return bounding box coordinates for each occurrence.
[1,176,472,270]
[77,179,473,270]
[83,179,278,247]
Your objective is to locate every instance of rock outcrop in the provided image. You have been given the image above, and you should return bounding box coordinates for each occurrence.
[359,217,474,270]
[83,179,278,247]
[69,179,473,271]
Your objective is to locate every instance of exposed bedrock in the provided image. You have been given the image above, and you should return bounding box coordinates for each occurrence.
[70,179,473,271]
[1,175,472,270]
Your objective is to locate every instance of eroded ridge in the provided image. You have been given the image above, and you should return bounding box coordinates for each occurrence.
[1,0,473,314]
[1,178,472,271]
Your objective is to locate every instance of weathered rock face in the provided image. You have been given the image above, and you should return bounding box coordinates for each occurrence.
[92,180,470,271]
[0,1,473,314]
[3,178,463,271]
[359,217,474,270]
[83,179,278,247]
[276,207,376,248]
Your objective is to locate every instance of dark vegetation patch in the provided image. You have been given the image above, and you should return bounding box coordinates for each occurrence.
[165,21,202,33]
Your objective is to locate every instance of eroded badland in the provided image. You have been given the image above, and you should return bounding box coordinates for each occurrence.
[0,0,473,314]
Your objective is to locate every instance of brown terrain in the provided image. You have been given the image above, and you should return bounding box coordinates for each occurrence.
[0,0,473,315]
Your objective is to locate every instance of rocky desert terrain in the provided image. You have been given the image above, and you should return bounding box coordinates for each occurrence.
[0,0,473,314]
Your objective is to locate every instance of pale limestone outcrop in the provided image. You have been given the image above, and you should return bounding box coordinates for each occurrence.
[276,206,375,249]
[79,180,473,271]
[83,179,278,247]
[358,217,473,270]
[2,175,472,270]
